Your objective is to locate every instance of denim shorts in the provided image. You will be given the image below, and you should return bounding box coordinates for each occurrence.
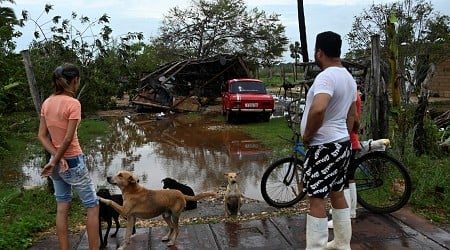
[50,154,98,208]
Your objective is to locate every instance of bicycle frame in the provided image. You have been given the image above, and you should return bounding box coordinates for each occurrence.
[281,135,305,186]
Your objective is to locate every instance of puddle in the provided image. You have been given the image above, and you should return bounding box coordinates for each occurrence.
[20,113,273,201]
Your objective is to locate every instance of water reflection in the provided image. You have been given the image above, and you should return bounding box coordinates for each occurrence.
[22,114,272,200]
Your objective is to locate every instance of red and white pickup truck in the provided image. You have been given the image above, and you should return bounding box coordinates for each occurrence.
[222,78,274,122]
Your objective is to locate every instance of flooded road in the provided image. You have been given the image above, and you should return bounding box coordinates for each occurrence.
[21,113,273,201]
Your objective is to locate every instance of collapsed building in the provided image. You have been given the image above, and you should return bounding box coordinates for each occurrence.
[131,54,252,112]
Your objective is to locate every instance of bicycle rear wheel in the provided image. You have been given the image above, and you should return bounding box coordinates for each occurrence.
[261,157,306,208]
[352,151,412,214]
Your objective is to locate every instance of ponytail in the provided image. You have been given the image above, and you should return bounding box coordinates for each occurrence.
[52,63,80,94]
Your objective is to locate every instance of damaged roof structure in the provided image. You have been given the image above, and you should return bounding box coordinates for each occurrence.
[131,54,252,112]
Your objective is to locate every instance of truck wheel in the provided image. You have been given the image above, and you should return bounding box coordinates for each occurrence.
[263,113,271,122]
[226,111,235,123]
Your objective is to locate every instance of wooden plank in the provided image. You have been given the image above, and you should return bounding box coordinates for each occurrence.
[77,228,149,250]
[131,100,171,110]
[149,224,218,249]
[209,219,294,249]
[270,215,306,249]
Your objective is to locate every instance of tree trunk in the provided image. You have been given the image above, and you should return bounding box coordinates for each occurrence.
[293,59,298,82]
[369,35,389,140]
[413,63,436,156]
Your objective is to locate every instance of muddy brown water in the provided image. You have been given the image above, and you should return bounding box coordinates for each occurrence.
[20,113,273,201]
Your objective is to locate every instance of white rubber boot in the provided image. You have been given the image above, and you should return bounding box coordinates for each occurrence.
[326,208,352,250]
[306,214,328,250]
[328,189,351,229]
[349,183,357,218]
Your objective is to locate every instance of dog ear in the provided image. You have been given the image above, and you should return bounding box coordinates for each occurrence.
[128,175,137,184]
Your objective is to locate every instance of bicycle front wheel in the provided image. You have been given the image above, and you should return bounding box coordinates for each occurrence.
[261,157,306,208]
[352,151,412,214]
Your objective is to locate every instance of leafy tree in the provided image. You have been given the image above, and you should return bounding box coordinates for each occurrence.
[0,0,31,159]
[347,0,450,90]
[0,0,22,54]
[154,0,288,68]
[123,42,160,94]
[347,0,450,155]
[0,0,29,114]
[21,4,144,111]
[91,40,159,101]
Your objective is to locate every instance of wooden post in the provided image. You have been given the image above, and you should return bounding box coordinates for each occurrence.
[369,35,389,140]
[21,50,54,193]
[21,50,41,115]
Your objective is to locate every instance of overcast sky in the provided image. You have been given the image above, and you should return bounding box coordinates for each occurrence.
[6,0,450,62]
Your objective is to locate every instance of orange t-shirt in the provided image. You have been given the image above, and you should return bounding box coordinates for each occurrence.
[350,92,361,150]
[41,95,83,157]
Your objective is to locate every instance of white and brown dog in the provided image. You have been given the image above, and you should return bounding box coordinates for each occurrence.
[224,172,243,217]
[98,170,216,248]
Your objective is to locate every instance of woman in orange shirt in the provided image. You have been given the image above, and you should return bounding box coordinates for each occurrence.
[38,63,99,250]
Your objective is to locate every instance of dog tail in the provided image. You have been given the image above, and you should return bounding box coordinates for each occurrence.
[184,192,216,201]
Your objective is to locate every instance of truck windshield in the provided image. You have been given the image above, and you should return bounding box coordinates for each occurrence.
[230,82,267,94]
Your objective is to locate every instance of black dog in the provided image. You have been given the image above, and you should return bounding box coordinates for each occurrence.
[161,177,197,210]
[97,188,136,248]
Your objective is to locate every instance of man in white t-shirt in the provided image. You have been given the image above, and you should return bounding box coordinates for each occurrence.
[301,31,357,250]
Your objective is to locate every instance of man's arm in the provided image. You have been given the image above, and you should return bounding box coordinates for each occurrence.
[302,93,331,146]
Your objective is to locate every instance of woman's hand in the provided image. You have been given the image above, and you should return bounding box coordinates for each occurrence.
[58,159,68,173]
[40,162,56,177]
[40,159,68,177]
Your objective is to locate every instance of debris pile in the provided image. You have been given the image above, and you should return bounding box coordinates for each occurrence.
[131,54,251,112]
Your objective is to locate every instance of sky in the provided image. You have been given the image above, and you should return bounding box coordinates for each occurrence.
[6,0,450,62]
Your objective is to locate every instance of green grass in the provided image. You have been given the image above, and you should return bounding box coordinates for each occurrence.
[239,117,293,159]
[404,154,450,223]
[78,117,111,148]
[0,187,86,250]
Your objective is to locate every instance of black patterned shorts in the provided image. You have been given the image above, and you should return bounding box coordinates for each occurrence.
[302,140,352,198]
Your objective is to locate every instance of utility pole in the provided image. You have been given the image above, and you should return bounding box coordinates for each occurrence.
[297,0,309,62]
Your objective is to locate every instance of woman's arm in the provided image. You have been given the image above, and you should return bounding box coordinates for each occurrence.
[38,116,57,155]
[39,117,78,177]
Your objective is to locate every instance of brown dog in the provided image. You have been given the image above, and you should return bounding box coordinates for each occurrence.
[224,172,243,217]
[98,170,216,248]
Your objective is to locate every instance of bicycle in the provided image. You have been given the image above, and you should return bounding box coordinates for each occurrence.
[260,99,412,214]
[260,98,306,208]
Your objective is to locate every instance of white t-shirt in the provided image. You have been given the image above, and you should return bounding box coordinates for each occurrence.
[300,66,357,146]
